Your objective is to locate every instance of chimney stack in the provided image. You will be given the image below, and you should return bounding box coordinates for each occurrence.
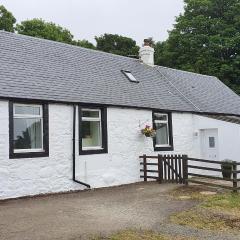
[139,38,155,66]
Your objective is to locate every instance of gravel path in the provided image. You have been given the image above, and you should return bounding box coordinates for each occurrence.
[0,182,239,240]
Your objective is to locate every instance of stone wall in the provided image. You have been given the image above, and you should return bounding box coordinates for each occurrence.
[2,100,237,199]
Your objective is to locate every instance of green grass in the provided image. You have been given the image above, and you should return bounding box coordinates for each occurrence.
[171,208,230,231]
[92,230,195,240]
[170,186,240,232]
[203,193,240,210]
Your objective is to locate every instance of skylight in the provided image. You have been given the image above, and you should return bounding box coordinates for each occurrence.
[121,70,139,83]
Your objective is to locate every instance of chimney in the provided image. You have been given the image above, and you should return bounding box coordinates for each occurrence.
[139,38,155,66]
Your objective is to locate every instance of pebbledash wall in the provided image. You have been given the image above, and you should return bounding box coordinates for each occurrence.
[0,100,240,199]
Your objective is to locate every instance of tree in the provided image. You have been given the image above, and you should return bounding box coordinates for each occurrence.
[72,39,96,49]
[0,5,16,32]
[155,0,240,94]
[95,33,139,57]
[16,18,73,44]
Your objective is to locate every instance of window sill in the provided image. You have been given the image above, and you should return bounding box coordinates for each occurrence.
[14,149,44,153]
[82,147,103,151]
[155,144,171,148]
[9,151,49,159]
[154,145,174,152]
[79,148,108,155]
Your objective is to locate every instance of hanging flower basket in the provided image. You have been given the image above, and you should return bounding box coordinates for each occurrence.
[141,125,156,138]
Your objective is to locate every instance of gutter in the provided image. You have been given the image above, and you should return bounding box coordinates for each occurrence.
[1,96,240,117]
[72,104,91,188]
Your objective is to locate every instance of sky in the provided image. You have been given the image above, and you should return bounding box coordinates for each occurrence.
[1,0,184,45]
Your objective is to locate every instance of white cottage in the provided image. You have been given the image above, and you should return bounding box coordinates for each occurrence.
[1,31,240,200]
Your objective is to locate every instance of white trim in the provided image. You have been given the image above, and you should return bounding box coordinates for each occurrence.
[155,120,168,124]
[81,108,103,149]
[14,103,42,118]
[13,103,44,152]
[82,108,100,112]
[82,109,101,122]
[154,113,168,123]
[14,148,44,153]
[82,117,100,122]
[155,144,171,147]
[154,119,170,146]
[82,146,103,151]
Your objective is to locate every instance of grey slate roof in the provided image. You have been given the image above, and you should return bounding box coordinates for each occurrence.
[158,66,240,116]
[204,115,240,125]
[0,30,240,116]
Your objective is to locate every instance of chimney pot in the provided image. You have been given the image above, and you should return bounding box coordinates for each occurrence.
[143,38,152,47]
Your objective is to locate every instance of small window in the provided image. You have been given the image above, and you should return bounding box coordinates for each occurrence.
[121,70,139,83]
[153,112,173,151]
[79,107,108,155]
[9,102,49,159]
[209,137,215,148]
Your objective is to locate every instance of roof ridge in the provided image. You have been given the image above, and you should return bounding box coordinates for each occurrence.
[1,30,240,116]
[156,65,216,79]
[0,30,140,62]
[155,67,201,111]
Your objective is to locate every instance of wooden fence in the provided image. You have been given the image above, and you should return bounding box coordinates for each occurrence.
[139,154,240,192]
[139,154,188,184]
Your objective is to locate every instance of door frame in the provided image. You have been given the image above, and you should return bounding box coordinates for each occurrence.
[200,128,219,160]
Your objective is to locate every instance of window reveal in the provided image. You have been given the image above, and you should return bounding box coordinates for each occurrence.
[79,107,108,155]
[153,112,173,151]
[13,104,43,152]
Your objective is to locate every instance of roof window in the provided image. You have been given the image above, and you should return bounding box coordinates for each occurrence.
[121,70,139,83]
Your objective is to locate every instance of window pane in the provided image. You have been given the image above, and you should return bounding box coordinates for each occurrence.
[125,72,137,82]
[82,110,99,118]
[82,121,102,148]
[154,113,168,121]
[209,137,215,148]
[155,123,169,145]
[14,118,42,150]
[15,105,41,115]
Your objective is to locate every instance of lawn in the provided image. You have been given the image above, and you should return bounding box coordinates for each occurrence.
[170,186,240,232]
[93,230,195,240]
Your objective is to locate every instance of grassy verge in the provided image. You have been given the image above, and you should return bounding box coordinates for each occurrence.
[170,186,240,232]
[92,230,195,240]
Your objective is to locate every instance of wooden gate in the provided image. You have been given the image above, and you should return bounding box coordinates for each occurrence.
[139,154,188,184]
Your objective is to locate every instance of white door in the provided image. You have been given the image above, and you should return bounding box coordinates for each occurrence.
[201,129,219,160]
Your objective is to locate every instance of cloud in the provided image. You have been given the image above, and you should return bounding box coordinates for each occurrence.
[1,0,184,45]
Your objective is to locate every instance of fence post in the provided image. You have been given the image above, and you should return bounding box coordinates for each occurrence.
[163,155,167,182]
[158,154,163,184]
[171,155,174,183]
[182,155,188,185]
[232,161,237,193]
[175,155,178,183]
[178,154,182,184]
[143,154,147,182]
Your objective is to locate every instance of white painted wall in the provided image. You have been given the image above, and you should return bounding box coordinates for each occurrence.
[0,100,239,199]
[75,110,195,188]
[193,115,240,162]
[0,101,84,200]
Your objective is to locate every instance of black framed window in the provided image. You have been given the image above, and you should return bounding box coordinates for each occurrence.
[79,106,108,155]
[153,111,173,151]
[121,70,139,83]
[9,102,49,159]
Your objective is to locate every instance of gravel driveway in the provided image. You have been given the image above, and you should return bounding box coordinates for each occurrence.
[0,182,238,240]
